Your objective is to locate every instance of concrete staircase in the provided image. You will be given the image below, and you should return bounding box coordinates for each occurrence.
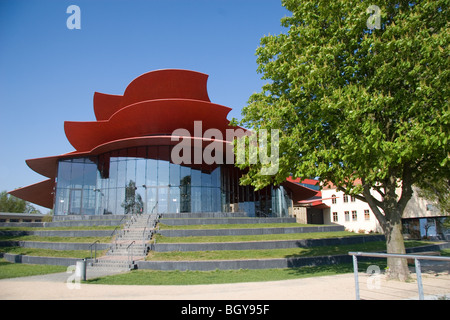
[88,214,159,273]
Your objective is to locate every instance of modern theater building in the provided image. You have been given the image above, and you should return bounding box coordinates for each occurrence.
[9,69,318,217]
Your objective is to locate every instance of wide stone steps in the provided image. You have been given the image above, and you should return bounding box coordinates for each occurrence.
[108,246,149,256]
[153,234,385,252]
[158,225,345,237]
[89,256,141,272]
[144,212,390,271]
[89,214,160,272]
[119,230,154,238]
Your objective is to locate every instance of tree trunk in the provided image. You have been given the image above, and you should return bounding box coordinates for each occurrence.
[362,180,412,281]
[384,209,410,281]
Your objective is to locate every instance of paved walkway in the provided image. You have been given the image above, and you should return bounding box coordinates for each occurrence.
[1,267,449,300]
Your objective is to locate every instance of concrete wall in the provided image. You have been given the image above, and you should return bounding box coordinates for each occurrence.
[3,253,92,267]
[158,225,345,237]
[0,240,110,251]
[292,207,307,224]
[154,235,385,252]
[160,217,296,226]
[403,186,441,218]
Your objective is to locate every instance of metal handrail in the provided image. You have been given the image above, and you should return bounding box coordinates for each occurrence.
[142,226,147,244]
[349,251,450,261]
[111,225,123,239]
[111,226,123,251]
[348,251,450,300]
[127,240,136,266]
[89,240,100,261]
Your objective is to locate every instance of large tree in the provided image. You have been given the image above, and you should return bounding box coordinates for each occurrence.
[0,191,41,214]
[236,0,449,280]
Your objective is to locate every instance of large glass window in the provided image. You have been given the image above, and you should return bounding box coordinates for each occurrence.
[55,147,228,215]
[54,146,293,216]
[55,158,98,215]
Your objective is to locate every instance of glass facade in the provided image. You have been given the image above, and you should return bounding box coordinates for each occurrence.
[54,146,292,217]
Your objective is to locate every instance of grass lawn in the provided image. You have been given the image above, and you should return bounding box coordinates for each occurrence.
[0,226,117,231]
[0,235,111,243]
[86,261,386,286]
[154,230,362,243]
[0,247,98,259]
[0,225,115,244]
[146,240,429,261]
[0,258,67,280]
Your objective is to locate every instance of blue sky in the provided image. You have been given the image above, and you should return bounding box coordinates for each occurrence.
[0,0,289,212]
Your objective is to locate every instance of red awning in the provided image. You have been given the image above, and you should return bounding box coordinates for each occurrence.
[9,179,55,209]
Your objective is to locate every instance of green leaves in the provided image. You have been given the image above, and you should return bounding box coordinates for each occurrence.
[239,0,449,198]
[0,191,40,214]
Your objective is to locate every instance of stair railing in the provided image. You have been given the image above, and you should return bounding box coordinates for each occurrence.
[142,226,147,246]
[89,240,100,261]
[127,240,136,266]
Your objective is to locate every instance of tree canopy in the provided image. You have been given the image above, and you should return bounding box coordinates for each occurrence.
[0,191,41,214]
[236,0,449,280]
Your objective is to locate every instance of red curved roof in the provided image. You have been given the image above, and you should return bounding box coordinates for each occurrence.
[9,69,315,209]
[65,99,233,152]
[119,69,211,107]
[93,92,122,121]
[8,179,55,209]
[10,70,232,208]
[93,69,210,121]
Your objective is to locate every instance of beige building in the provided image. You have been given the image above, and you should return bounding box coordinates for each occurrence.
[292,178,448,239]
[320,186,382,233]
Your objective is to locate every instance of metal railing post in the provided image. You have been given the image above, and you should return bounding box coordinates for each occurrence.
[352,254,360,300]
[415,258,424,300]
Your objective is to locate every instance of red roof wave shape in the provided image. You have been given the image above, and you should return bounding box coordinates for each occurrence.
[9,69,317,209]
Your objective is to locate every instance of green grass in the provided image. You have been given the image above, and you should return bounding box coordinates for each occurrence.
[146,240,429,261]
[0,235,111,243]
[154,230,364,243]
[0,225,117,231]
[0,247,98,259]
[0,258,67,279]
[86,261,387,286]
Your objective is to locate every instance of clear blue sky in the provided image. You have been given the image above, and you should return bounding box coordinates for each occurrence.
[0,0,289,212]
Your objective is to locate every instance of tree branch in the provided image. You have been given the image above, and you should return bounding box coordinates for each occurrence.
[373,185,385,198]
[362,184,386,229]
[398,163,414,213]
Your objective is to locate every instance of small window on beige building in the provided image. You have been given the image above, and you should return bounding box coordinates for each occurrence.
[332,212,338,222]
